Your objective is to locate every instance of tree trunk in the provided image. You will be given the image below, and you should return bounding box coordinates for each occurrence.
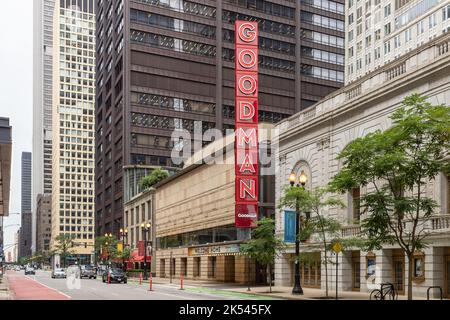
[268,265,272,293]
[407,253,413,300]
[324,249,329,298]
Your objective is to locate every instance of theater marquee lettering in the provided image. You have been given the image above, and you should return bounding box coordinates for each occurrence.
[235,21,259,228]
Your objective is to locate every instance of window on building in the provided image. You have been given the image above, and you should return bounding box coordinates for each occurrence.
[384,4,391,17]
[352,187,361,222]
[384,22,391,35]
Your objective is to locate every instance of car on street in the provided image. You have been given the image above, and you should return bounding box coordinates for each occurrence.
[14,266,21,271]
[80,265,97,279]
[51,268,67,279]
[102,268,127,284]
[25,266,36,275]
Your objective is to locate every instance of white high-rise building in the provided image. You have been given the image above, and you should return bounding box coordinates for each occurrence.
[345,0,450,84]
[33,0,56,254]
[51,0,96,264]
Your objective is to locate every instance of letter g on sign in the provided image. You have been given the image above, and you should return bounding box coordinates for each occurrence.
[238,22,257,43]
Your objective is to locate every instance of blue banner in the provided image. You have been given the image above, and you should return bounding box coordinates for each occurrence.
[284,210,296,243]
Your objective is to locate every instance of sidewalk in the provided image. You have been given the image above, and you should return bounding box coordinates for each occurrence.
[128,276,371,300]
[131,277,444,300]
[0,274,11,300]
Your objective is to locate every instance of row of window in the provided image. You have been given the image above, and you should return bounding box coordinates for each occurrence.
[300,11,345,32]
[395,0,439,30]
[130,112,216,133]
[223,29,295,55]
[132,0,217,19]
[222,48,296,73]
[130,9,216,39]
[224,0,295,20]
[130,30,217,58]
[302,47,345,65]
[301,64,344,82]
[223,10,295,37]
[222,105,289,123]
[131,154,181,168]
[130,92,216,115]
[157,225,238,249]
[302,30,345,49]
[301,0,344,15]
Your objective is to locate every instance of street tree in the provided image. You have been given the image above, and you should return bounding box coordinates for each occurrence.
[139,167,169,190]
[95,235,119,265]
[240,218,286,293]
[329,94,450,300]
[279,186,345,298]
[54,234,76,268]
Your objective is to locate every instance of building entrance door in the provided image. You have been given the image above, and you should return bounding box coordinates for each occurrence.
[352,252,361,291]
[445,256,450,298]
[392,255,405,295]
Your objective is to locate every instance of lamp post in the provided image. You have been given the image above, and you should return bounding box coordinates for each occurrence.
[104,233,112,269]
[119,228,128,271]
[289,170,308,295]
[141,223,151,280]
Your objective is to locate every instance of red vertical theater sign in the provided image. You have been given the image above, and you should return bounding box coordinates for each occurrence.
[235,21,259,228]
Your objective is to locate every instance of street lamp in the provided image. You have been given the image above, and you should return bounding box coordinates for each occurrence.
[104,233,113,268]
[289,170,308,295]
[141,223,151,280]
[119,228,128,271]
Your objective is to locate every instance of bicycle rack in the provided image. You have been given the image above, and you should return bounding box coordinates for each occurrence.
[427,286,443,300]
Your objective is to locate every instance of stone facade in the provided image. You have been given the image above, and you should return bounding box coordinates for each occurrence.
[153,126,274,283]
[36,194,52,253]
[274,33,450,298]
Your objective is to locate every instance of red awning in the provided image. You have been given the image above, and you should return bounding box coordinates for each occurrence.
[127,250,152,263]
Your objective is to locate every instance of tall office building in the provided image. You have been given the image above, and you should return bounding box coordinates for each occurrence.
[95,0,345,236]
[36,194,52,253]
[33,0,56,253]
[19,152,33,258]
[345,0,450,84]
[51,0,96,264]
[0,118,12,258]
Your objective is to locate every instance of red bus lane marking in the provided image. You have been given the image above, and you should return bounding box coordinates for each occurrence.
[6,272,71,300]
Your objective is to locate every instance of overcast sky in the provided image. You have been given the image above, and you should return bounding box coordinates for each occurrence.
[0,2,33,257]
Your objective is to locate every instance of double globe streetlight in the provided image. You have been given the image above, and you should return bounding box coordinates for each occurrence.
[289,170,308,295]
[104,233,113,268]
[119,228,128,271]
[140,223,151,280]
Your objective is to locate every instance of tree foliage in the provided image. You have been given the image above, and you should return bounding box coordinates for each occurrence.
[139,168,169,190]
[279,186,347,297]
[240,218,286,293]
[54,234,76,267]
[95,235,119,264]
[329,94,450,299]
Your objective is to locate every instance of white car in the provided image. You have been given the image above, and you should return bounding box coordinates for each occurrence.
[51,268,67,279]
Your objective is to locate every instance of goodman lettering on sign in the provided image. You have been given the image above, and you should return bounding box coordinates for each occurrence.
[235,21,259,228]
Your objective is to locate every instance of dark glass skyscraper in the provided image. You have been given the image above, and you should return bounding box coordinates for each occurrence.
[95,0,345,236]
[19,152,32,258]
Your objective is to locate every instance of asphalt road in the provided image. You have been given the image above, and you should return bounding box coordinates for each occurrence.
[7,270,256,300]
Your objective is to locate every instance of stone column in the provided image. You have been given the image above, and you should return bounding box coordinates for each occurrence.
[275,253,292,286]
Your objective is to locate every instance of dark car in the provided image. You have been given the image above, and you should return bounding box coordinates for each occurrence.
[80,265,97,279]
[25,266,36,275]
[102,268,127,284]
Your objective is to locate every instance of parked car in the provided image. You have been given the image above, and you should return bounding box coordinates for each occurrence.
[102,268,127,284]
[25,266,35,275]
[51,268,66,279]
[80,265,97,279]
